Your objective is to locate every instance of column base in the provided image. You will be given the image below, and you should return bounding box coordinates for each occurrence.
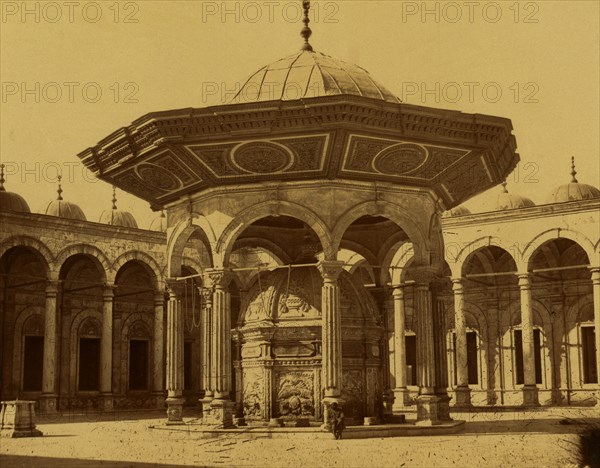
[392,388,411,411]
[522,385,540,407]
[100,394,113,412]
[454,386,472,407]
[382,390,394,418]
[321,396,342,431]
[415,395,451,425]
[165,397,185,425]
[206,399,235,428]
[39,395,58,414]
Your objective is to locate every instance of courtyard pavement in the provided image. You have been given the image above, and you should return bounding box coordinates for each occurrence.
[1,407,598,467]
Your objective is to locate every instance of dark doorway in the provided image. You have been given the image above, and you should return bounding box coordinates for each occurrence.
[582,326,597,384]
[515,329,542,385]
[23,336,44,392]
[405,335,417,386]
[79,338,100,391]
[129,340,149,391]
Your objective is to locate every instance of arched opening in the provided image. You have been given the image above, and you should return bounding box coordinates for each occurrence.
[59,254,106,409]
[0,246,48,401]
[461,245,518,405]
[528,238,594,405]
[114,260,156,405]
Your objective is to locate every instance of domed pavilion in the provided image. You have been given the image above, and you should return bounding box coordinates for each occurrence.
[77,2,520,428]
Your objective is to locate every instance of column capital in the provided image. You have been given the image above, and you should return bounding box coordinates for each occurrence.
[165,278,184,299]
[517,272,531,288]
[411,266,438,287]
[317,260,344,283]
[451,277,464,292]
[391,284,405,298]
[103,282,115,300]
[205,268,233,289]
[154,290,166,306]
[45,279,60,296]
[200,286,213,306]
[589,266,600,282]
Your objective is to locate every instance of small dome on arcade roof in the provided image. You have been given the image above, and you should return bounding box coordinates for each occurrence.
[149,210,167,233]
[44,176,87,221]
[547,157,600,204]
[495,181,535,211]
[99,186,138,228]
[0,163,31,213]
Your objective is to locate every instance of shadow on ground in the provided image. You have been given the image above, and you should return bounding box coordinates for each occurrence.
[0,455,193,468]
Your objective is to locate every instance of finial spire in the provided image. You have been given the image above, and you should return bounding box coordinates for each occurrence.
[0,164,5,192]
[111,186,117,209]
[501,180,508,193]
[570,156,578,183]
[300,1,313,51]
[56,175,63,200]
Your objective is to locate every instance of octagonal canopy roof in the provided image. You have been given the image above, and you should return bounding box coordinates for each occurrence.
[231,50,401,104]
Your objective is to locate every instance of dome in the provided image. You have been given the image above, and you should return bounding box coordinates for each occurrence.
[495,182,535,210]
[149,211,167,232]
[44,178,86,221]
[0,165,30,213]
[241,265,379,325]
[99,187,138,228]
[99,209,138,228]
[230,50,401,105]
[45,199,87,221]
[547,157,600,203]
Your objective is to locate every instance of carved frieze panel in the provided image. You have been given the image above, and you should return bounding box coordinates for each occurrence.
[342,135,470,182]
[184,134,329,180]
[341,369,364,416]
[275,370,315,418]
[242,368,264,419]
[272,343,316,358]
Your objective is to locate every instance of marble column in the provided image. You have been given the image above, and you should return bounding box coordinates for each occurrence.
[152,291,165,407]
[452,278,471,406]
[392,284,409,410]
[590,267,600,397]
[317,260,344,427]
[165,280,185,424]
[518,273,539,406]
[199,284,213,402]
[40,280,59,413]
[100,283,115,411]
[206,268,235,428]
[413,267,446,425]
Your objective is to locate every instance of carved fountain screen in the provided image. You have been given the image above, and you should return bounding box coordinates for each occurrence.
[235,265,384,423]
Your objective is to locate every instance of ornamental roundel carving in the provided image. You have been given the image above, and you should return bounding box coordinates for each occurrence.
[373,143,428,175]
[231,142,293,174]
[135,163,182,191]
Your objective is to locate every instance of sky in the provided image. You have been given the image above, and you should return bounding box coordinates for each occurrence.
[1,0,599,228]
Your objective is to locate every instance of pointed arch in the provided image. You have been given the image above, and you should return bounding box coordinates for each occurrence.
[0,235,52,277]
[522,228,595,268]
[113,251,163,289]
[167,214,217,277]
[54,243,111,282]
[217,200,332,266]
[331,200,428,266]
